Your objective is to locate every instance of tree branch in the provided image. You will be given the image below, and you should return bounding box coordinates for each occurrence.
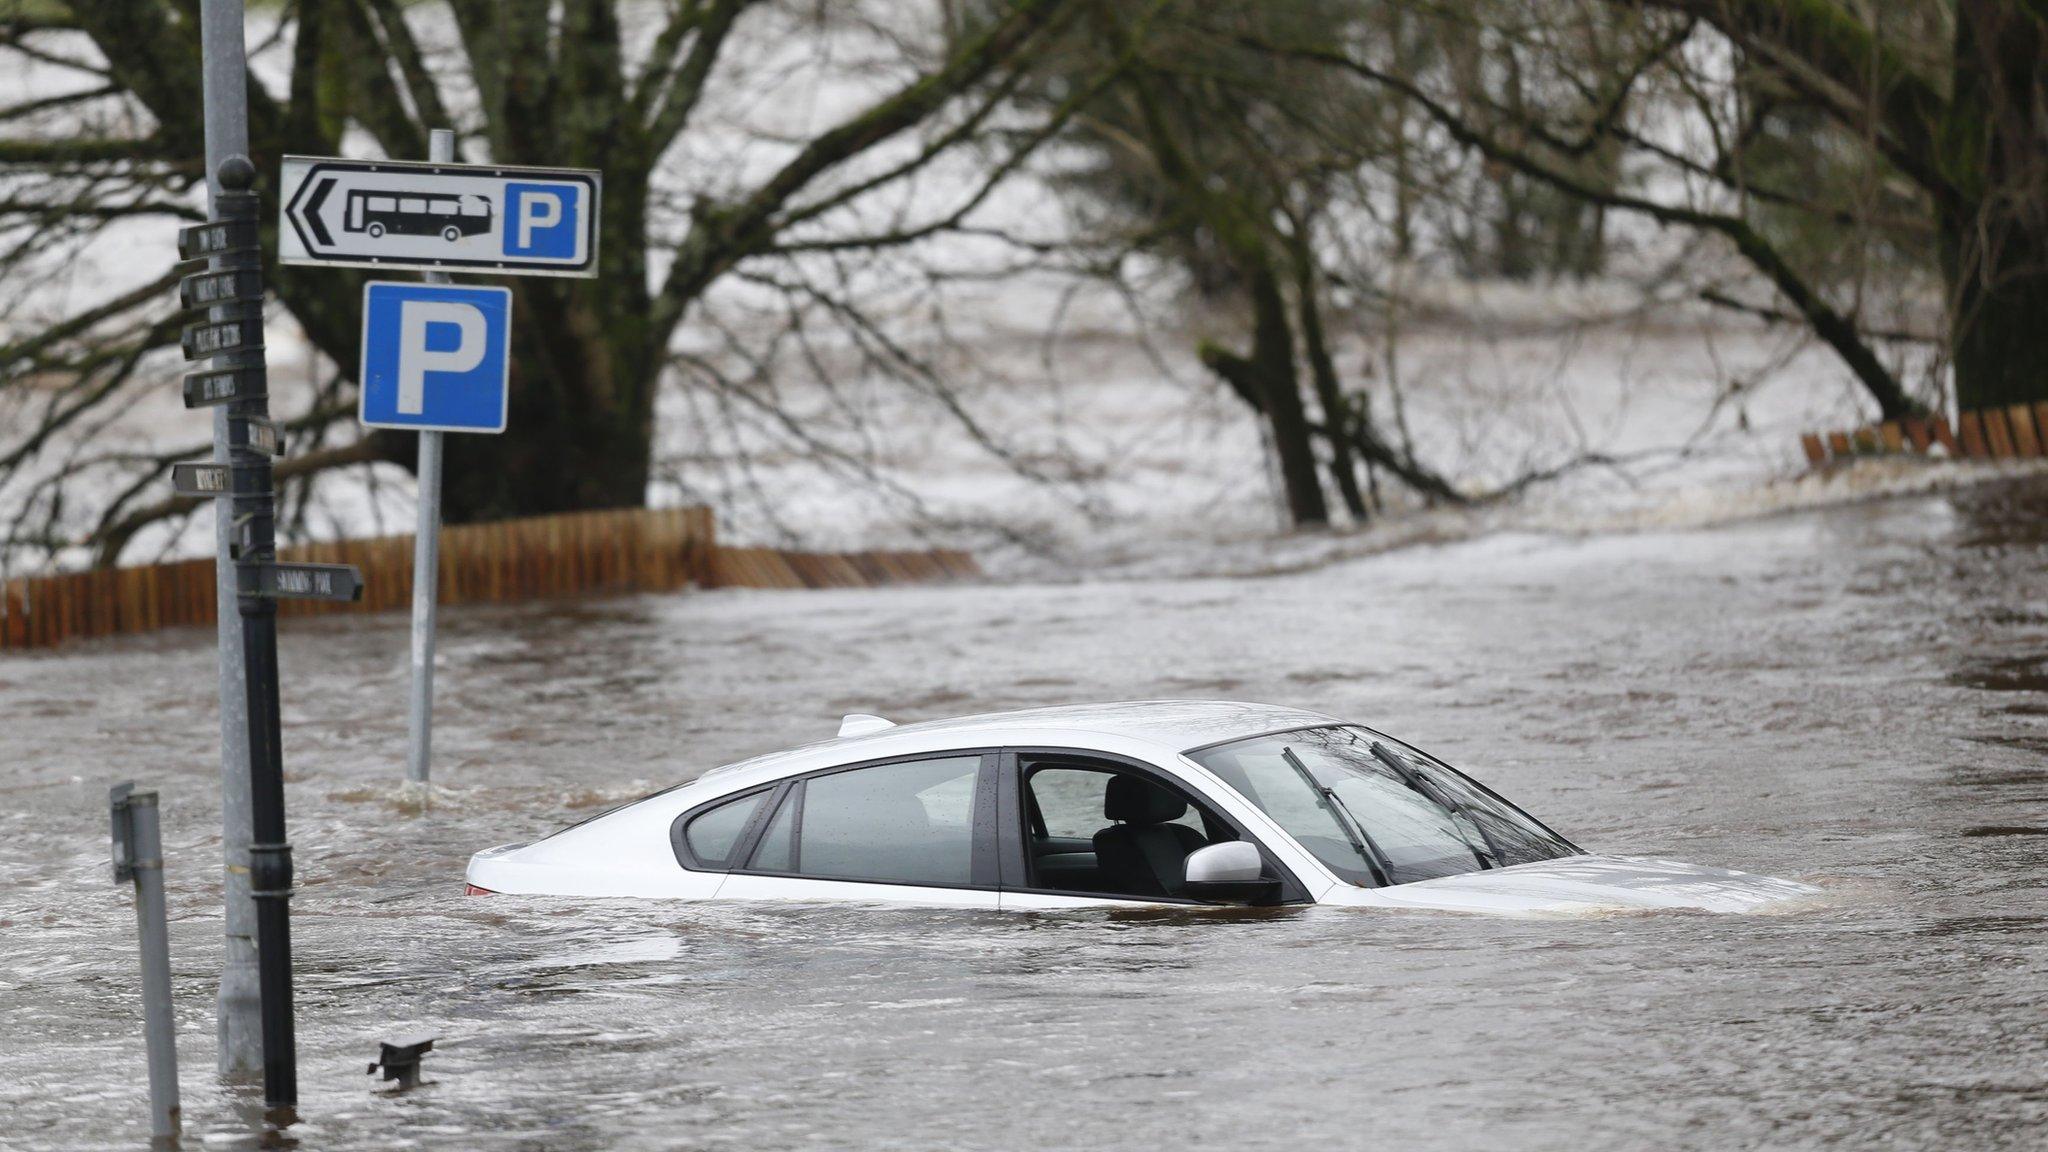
[1254,35,1925,420]
[359,0,454,136]
[645,0,1077,354]
[0,268,181,374]
[642,0,750,151]
[1637,0,1957,206]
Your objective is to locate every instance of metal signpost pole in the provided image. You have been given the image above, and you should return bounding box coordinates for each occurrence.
[224,162,295,1113]
[193,158,299,1114]
[177,167,364,1115]
[111,784,181,1145]
[196,0,261,1077]
[406,128,456,785]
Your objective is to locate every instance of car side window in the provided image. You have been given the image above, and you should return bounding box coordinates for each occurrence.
[746,756,982,886]
[748,792,797,872]
[1021,764,1227,899]
[1032,767,1207,840]
[682,790,767,868]
[1030,768,1110,838]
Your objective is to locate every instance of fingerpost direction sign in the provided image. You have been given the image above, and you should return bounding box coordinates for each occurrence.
[183,364,266,409]
[280,155,599,277]
[258,562,365,603]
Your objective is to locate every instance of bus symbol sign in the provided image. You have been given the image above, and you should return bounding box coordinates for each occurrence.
[345,188,493,243]
[280,156,598,277]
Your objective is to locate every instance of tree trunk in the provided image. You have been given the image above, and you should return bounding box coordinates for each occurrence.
[1243,265,1328,526]
[441,161,660,523]
[437,327,655,521]
[1944,0,2048,413]
[1198,263,1330,527]
[1293,261,1369,520]
[1947,222,2048,412]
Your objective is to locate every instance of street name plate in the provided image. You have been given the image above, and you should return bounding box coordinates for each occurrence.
[177,218,261,263]
[183,365,267,408]
[235,416,283,457]
[281,155,600,277]
[182,315,265,361]
[180,268,266,311]
[228,514,265,562]
[172,462,267,497]
[258,562,364,602]
[172,462,231,496]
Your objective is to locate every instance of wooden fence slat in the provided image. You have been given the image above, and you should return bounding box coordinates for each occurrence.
[3,578,24,649]
[1959,411,1988,458]
[1878,422,1905,453]
[1800,433,1828,466]
[1932,416,1960,455]
[2006,404,2042,458]
[938,550,983,579]
[1985,407,2017,459]
[1903,419,1933,453]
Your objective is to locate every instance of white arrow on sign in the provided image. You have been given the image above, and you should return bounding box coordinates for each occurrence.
[279,155,600,278]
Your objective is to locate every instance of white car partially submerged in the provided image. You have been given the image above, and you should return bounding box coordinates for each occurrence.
[467,701,1818,916]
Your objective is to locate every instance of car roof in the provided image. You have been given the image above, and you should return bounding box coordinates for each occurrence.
[697,700,1342,785]
[870,699,1340,748]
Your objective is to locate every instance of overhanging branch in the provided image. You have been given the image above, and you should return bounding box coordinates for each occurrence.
[1253,36,1925,420]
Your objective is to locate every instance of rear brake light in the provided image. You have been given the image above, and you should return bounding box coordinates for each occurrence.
[464,884,495,896]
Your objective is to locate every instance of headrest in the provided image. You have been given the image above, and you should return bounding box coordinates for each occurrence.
[1103,775,1187,824]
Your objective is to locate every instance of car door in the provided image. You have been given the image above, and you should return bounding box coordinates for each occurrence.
[993,749,1312,910]
[707,751,1003,908]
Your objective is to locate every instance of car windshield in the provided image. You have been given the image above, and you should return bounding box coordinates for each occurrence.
[1189,726,1580,887]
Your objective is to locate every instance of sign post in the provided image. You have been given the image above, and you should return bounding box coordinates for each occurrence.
[196,0,262,1078]
[411,128,453,784]
[175,157,368,1116]
[110,783,180,1144]
[283,138,595,784]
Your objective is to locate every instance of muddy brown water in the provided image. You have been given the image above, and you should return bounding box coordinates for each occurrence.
[2,480,2045,1150]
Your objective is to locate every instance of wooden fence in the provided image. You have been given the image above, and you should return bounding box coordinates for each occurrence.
[1,505,980,651]
[1803,403,2048,468]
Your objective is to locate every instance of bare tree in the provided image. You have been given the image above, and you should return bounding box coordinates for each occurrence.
[1235,0,2046,419]
[0,0,1083,566]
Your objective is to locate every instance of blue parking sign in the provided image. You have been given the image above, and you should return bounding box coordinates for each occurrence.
[503,183,581,259]
[359,282,512,433]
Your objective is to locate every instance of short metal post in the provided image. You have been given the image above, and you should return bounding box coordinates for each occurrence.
[112,784,182,1145]
[404,127,455,785]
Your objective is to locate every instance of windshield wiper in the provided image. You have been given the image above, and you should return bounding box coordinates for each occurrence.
[1283,746,1392,887]
[1368,740,1502,869]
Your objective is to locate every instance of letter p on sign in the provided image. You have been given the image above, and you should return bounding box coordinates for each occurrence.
[359,282,512,433]
[397,301,486,415]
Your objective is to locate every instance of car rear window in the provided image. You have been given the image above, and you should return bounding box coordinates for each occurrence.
[683,791,767,868]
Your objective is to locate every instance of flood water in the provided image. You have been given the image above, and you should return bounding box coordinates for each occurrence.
[3,480,2045,1150]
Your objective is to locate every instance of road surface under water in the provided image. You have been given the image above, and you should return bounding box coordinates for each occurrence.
[2,479,2044,1150]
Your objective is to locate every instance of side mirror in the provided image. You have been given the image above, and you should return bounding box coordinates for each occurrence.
[1182,841,1281,905]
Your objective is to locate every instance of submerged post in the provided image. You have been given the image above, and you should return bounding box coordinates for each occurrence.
[111,784,182,1145]
[404,127,456,785]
